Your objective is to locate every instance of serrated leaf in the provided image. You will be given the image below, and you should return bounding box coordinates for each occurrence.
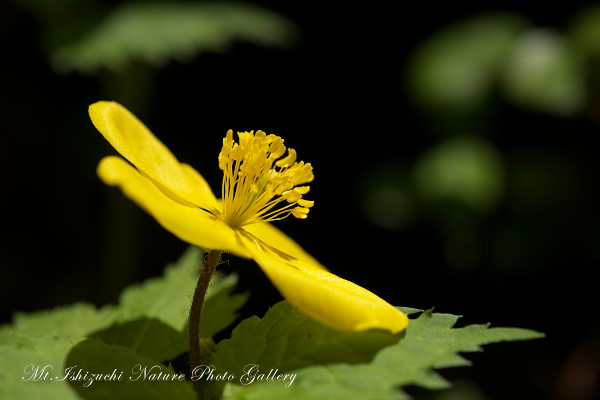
[412,370,451,390]
[90,247,246,362]
[2,302,116,340]
[211,301,402,376]
[115,246,203,331]
[51,2,297,74]
[222,302,543,400]
[397,306,422,316]
[0,246,246,398]
[99,247,247,361]
[431,353,472,369]
[114,246,247,336]
[0,247,208,341]
[90,275,247,362]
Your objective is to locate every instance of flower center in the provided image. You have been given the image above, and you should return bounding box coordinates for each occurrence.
[218,129,314,228]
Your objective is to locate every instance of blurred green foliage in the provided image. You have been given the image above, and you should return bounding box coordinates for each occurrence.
[51,2,297,74]
[569,4,600,58]
[11,0,296,74]
[406,8,600,115]
[413,137,504,213]
[360,164,416,231]
[432,380,488,400]
[360,136,503,235]
[364,7,600,277]
[11,0,103,50]
[501,30,584,115]
[407,13,526,112]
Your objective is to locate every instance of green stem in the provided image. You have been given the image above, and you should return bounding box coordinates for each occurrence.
[189,250,222,400]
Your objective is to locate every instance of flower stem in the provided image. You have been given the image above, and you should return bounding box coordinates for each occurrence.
[189,249,222,400]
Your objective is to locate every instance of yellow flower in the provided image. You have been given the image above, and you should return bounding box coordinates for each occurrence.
[90,101,408,333]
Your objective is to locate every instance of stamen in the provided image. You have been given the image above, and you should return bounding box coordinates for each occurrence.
[218,130,314,228]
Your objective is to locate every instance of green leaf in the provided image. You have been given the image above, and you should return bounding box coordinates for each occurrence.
[90,261,248,362]
[114,246,247,334]
[64,338,195,400]
[0,334,82,400]
[51,2,297,74]
[114,246,203,331]
[0,246,246,398]
[1,245,541,400]
[397,306,423,316]
[407,13,527,112]
[197,274,249,339]
[210,301,402,376]
[1,302,116,340]
[93,318,188,363]
[501,29,584,115]
[0,303,114,400]
[220,303,543,400]
[93,247,246,361]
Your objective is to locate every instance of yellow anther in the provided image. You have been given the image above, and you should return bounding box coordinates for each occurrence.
[268,136,286,159]
[218,130,314,227]
[276,148,297,168]
[297,199,314,208]
[231,143,243,161]
[224,129,234,146]
[238,130,252,149]
[293,186,310,195]
[282,189,303,203]
[255,130,266,140]
[218,129,234,170]
[275,182,294,196]
[291,207,310,219]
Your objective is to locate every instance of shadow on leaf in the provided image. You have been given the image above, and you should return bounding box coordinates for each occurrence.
[64,337,195,400]
[211,301,405,374]
[91,317,188,362]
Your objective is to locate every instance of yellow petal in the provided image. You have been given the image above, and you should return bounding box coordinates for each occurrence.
[243,222,327,270]
[89,101,217,210]
[180,163,218,210]
[238,232,408,333]
[98,156,250,258]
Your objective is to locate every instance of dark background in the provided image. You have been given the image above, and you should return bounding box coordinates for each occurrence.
[1,1,599,399]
